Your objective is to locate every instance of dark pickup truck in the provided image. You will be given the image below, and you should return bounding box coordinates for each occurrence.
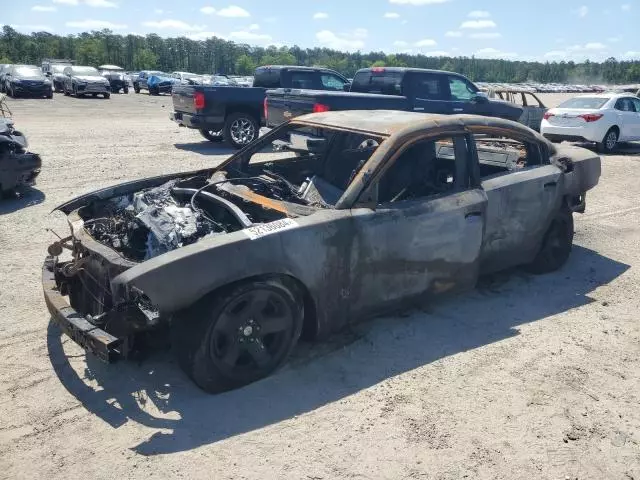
[266,67,523,127]
[170,65,349,148]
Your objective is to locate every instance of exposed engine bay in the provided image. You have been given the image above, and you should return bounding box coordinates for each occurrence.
[79,171,343,262]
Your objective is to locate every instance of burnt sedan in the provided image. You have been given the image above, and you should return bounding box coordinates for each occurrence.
[43,111,601,393]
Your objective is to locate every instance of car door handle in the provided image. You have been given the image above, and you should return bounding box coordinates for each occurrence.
[413,107,425,111]
[453,108,464,112]
[543,181,557,189]
[465,211,482,219]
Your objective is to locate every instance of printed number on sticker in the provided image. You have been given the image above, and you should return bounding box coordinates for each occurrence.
[243,218,298,240]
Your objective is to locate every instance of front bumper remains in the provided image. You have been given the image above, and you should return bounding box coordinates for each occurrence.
[43,256,122,363]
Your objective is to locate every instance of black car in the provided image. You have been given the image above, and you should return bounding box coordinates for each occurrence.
[49,64,69,93]
[4,65,53,99]
[99,65,129,94]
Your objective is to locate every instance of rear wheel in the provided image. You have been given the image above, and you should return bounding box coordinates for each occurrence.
[134,84,140,93]
[224,112,259,149]
[597,127,618,153]
[173,280,303,393]
[104,93,110,99]
[199,129,224,143]
[526,206,574,274]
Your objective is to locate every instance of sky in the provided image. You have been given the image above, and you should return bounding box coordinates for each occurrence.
[5,0,640,62]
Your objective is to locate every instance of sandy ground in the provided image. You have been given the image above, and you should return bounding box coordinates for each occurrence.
[0,92,639,480]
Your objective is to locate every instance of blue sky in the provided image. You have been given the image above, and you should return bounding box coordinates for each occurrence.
[6,0,639,61]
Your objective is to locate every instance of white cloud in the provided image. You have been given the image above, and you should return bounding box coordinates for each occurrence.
[313,12,329,19]
[66,19,126,29]
[544,50,565,58]
[316,29,366,51]
[621,51,640,58]
[200,6,216,14]
[10,24,54,32]
[228,31,273,43]
[608,36,622,43]
[425,50,451,56]
[53,0,78,4]
[469,32,502,39]
[475,47,517,59]
[248,24,260,30]
[187,31,223,41]
[389,0,451,4]
[142,20,205,31]
[445,30,462,37]
[621,3,631,11]
[384,12,400,18]
[154,8,163,14]
[584,42,606,50]
[415,38,437,47]
[217,5,250,17]
[576,5,589,17]
[460,19,497,29]
[393,40,408,47]
[31,5,57,11]
[468,10,490,18]
[85,0,117,7]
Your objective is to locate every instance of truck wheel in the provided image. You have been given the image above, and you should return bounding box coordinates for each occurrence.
[224,112,258,149]
[173,279,303,393]
[597,127,618,154]
[199,129,224,143]
[526,206,574,274]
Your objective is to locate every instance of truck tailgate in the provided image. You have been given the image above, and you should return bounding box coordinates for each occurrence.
[172,85,197,114]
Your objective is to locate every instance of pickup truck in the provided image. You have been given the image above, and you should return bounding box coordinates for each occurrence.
[265,67,523,127]
[170,65,349,148]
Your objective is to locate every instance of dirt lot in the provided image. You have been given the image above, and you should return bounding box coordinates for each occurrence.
[1,92,639,480]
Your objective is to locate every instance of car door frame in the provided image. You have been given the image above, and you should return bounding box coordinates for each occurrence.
[446,74,482,115]
[346,129,488,316]
[404,71,454,115]
[628,97,640,139]
[467,125,564,274]
[613,97,637,140]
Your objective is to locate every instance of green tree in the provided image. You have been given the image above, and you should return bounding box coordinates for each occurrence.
[235,54,256,75]
[133,49,158,69]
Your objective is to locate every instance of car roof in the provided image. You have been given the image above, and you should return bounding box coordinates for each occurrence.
[293,110,547,141]
[354,67,463,77]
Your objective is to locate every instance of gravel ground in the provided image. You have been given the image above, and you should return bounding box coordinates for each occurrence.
[0,92,639,480]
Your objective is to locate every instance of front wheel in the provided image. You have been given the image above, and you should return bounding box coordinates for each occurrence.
[134,84,140,93]
[224,112,259,149]
[103,93,110,99]
[597,127,618,153]
[123,86,129,94]
[173,280,303,393]
[199,129,224,143]
[526,206,574,274]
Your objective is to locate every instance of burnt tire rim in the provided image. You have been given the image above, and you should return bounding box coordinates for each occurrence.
[230,118,256,145]
[208,287,294,377]
[605,130,617,150]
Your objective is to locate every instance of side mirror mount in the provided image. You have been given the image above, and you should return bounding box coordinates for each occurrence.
[473,92,489,103]
[343,83,351,92]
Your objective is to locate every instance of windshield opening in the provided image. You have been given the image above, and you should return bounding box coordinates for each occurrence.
[218,124,384,208]
[15,66,42,76]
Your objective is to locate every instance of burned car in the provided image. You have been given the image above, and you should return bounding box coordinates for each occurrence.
[0,95,42,196]
[43,111,601,393]
[484,87,548,131]
[98,65,129,94]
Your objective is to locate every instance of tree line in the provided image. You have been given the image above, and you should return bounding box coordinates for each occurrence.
[1,25,639,84]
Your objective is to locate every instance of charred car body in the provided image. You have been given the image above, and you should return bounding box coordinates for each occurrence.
[99,65,129,94]
[0,95,42,196]
[44,111,600,393]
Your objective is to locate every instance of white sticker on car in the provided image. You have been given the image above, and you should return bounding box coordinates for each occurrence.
[243,218,298,240]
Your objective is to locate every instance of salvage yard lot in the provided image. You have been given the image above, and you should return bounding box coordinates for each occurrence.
[1,93,639,479]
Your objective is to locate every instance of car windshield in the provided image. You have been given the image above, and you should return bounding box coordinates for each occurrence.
[52,65,67,73]
[558,97,609,109]
[72,67,99,76]
[15,66,42,76]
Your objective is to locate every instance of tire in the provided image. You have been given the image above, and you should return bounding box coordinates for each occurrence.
[173,279,303,393]
[104,93,110,99]
[526,206,574,274]
[149,86,158,96]
[92,93,98,98]
[123,86,129,94]
[224,112,259,149]
[134,84,140,94]
[46,92,53,99]
[597,127,618,153]
[199,129,225,143]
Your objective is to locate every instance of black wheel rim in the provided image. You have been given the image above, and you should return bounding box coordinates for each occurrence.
[209,288,294,377]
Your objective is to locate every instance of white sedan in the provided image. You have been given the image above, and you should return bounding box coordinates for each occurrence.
[541,93,640,152]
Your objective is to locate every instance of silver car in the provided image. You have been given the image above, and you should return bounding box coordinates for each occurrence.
[62,66,111,98]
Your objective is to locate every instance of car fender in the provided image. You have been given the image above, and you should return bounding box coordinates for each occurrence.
[110,210,355,335]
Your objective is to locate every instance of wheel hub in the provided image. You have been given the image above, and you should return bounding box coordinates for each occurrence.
[242,325,253,337]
